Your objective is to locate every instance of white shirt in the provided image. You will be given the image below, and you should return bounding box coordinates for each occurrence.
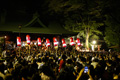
[91,62,98,69]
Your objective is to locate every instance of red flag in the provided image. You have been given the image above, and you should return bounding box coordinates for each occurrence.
[37,37,41,46]
[70,37,75,46]
[53,37,58,46]
[62,39,66,47]
[76,38,81,46]
[26,35,30,45]
[46,38,50,47]
[17,37,21,46]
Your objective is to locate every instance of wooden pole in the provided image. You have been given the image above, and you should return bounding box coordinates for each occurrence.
[39,46,41,53]
[29,45,31,55]
[19,46,21,56]
[65,47,67,54]
[56,47,57,54]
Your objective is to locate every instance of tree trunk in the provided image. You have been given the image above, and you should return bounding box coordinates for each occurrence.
[85,29,89,50]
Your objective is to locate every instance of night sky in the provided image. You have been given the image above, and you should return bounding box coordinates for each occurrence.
[1,0,120,22]
[0,0,119,24]
[0,0,107,30]
[1,0,50,23]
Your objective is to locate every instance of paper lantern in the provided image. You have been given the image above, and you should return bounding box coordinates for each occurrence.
[17,37,21,46]
[37,37,41,46]
[62,39,66,47]
[46,38,50,47]
[70,37,75,46]
[76,38,81,46]
[53,37,58,46]
[26,35,30,45]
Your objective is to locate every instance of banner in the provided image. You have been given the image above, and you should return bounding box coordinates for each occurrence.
[17,37,21,46]
[26,35,30,45]
[76,38,81,46]
[62,39,66,47]
[37,37,41,46]
[53,37,58,46]
[46,38,50,47]
[70,37,75,46]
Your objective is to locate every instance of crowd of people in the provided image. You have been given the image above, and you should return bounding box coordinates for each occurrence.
[0,45,120,80]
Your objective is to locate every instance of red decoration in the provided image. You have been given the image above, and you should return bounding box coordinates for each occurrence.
[37,37,41,46]
[76,38,81,46]
[46,38,50,47]
[17,37,21,46]
[70,37,75,46]
[26,35,30,45]
[62,39,66,47]
[53,37,58,46]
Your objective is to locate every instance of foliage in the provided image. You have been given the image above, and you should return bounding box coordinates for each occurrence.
[103,0,120,51]
[47,0,104,49]
[104,15,120,47]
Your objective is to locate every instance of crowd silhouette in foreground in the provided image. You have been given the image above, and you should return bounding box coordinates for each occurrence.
[0,45,120,80]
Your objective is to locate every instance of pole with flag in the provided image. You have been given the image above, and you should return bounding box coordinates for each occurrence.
[53,37,58,53]
[37,37,41,52]
[17,37,21,56]
[70,37,75,53]
[76,38,81,46]
[26,35,31,55]
[62,38,67,52]
[46,38,50,51]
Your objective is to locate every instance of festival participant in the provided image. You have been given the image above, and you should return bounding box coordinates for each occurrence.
[0,42,120,80]
[2,49,7,58]
[76,68,93,80]
[0,63,5,80]
[58,55,66,72]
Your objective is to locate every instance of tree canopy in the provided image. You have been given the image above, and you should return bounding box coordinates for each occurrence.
[47,0,104,49]
[104,0,120,50]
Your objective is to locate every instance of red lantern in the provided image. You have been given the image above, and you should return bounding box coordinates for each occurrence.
[62,39,66,47]
[70,37,75,46]
[37,37,41,46]
[53,37,58,46]
[17,37,21,46]
[46,38,50,47]
[26,35,30,45]
[76,38,81,46]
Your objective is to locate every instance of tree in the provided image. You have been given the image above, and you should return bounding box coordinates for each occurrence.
[47,0,103,49]
[103,0,120,51]
[65,18,103,49]
[104,15,120,50]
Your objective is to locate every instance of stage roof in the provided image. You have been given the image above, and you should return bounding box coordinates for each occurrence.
[0,13,78,35]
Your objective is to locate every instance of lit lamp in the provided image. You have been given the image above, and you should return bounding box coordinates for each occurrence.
[4,36,7,39]
[92,40,96,51]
